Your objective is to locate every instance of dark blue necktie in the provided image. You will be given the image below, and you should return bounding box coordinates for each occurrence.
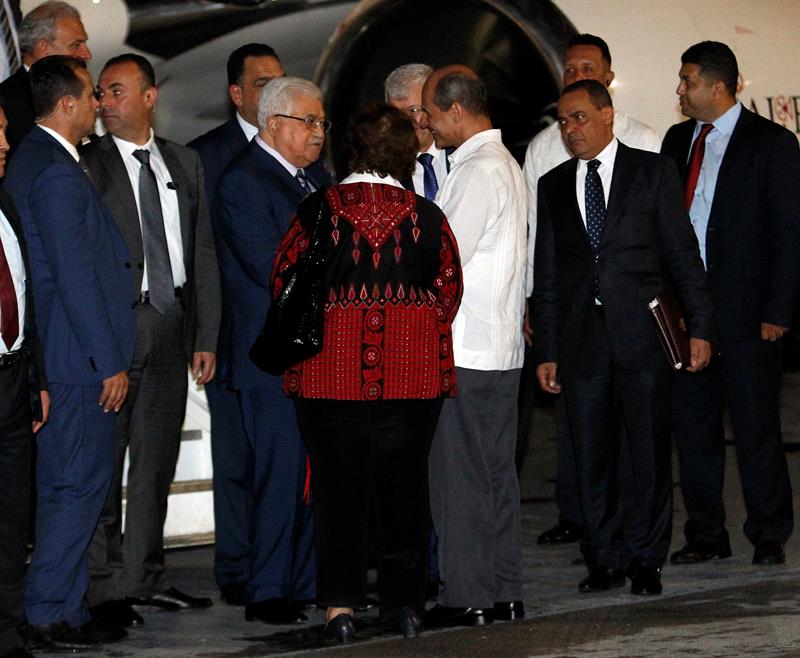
[417,152,439,201]
[585,159,606,302]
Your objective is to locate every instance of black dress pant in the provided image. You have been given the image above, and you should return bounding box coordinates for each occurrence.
[296,397,443,618]
[673,338,792,547]
[561,310,673,571]
[0,356,33,654]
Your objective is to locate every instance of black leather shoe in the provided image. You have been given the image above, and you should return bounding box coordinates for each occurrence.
[394,607,423,639]
[670,539,732,565]
[493,600,525,621]
[130,587,213,610]
[324,613,356,644]
[537,521,583,545]
[245,598,307,624]
[752,540,786,565]
[220,583,247,606]
[579,566,626,593]
[27,621,101,652]
[423,605,494,628]
[0,647,35,658]
[630,566,662,595]
[91,599,144,627]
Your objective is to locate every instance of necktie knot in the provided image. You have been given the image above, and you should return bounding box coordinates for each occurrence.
[133,149,151,166]
[417,152,439,201]
[587,159,601,173]
[295,168,312,193]
[417,153,434,166]
[697,123,714,140]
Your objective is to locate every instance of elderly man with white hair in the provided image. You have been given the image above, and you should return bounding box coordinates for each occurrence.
[384,63,449,201]
[213,76,331,625]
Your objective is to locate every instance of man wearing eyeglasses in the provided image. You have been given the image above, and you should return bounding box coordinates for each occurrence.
[213,76,330,625]
[384,63,450,201]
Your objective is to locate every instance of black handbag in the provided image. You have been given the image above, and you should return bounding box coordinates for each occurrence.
[249,194,328,375]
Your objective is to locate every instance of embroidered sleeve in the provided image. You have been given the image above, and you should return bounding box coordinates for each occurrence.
[270,215,309,297]
[434,215,463,324]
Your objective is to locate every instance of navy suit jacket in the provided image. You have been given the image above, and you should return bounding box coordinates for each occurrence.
[187,118,248,207]
[2,127,135,385]
[0,67,35,158]
[80,133,221,357]
[534,141,713,376]
[213,140,331,389]
[661,107,800,342]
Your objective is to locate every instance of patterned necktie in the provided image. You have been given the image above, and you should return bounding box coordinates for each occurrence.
[78,155,93,183]
[0,2,20,76]
[417,152,439,201]
[133,149,173,314]
[585,159,607,302]
[0,228,19,350]
[295,168,312,194]
[684,123,714,210]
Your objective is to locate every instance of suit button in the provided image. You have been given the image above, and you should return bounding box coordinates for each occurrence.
[124,262,131,269]
[594,255,599,262]
[137,262,144,270]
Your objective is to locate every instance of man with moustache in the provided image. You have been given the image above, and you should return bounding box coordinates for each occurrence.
[420,65,527,628]
[523,33,660,547]
[188,43,285,606]
[662,41,800,567]
[534,80,713,596]
[4,55,134,652]
[213,76,330,624]
[0,1,91,156]
[0,101,49,658]
[81,54,220,628]
[384,63,449,201]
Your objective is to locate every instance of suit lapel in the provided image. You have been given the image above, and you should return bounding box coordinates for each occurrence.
[253,144,306,210]
[709,107,751,214]
[560,159,591,250]
[157,138,192,254]
[605,141,634,236]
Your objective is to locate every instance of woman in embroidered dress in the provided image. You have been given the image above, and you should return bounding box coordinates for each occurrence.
[271,102,462,643]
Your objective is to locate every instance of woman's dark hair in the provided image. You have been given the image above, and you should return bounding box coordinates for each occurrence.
[343,102,418,181]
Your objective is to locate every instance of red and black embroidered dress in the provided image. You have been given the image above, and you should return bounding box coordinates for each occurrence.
[271,181,462,401]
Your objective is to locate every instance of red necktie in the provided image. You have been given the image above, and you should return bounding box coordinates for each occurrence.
[0,238,19,351]
[684,123,714,210]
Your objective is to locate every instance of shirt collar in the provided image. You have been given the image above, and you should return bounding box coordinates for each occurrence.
[340,171,404,188]
[37,125,80,162]
[448,128,502,167]
[236,112,259,142]
[419,142,444,159]
[111,128,156,161]
[695,101,741,139]
[579,136,618,170]
[255,135,299,177]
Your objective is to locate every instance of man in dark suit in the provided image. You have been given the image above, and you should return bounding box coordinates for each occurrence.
[534,79,714,596]
[662,41,800,567]
[214,75,330,624]
[80,54,220,626]
[4,55,134,652]
[0,1,91,157]
[0,101,49,658]
[187,42,284,606]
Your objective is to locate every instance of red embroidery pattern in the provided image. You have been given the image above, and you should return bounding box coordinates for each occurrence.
[327,184,416,269]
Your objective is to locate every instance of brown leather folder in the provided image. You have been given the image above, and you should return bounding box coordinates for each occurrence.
[648,291,691,370]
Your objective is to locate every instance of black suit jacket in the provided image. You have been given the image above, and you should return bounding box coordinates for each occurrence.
[187,117,248,207]
[0,67,34,157]
[533,141,714,376]
[80,133,221,359]
[0,189,45,404]
[661,107,800,342]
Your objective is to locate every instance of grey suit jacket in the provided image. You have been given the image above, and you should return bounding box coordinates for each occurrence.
[80,133,221,358]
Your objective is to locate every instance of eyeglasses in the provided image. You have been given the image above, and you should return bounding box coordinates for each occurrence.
[273,113,332,133]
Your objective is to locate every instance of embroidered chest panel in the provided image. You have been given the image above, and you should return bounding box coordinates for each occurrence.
[326,183,419,269]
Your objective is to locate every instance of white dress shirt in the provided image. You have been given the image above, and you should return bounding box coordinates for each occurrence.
[236,112,259,142]
[411,143,448,201]
[522,109,661,294]
[0,207,25,353]
[341,170,404,188]
[112,131,186,290]
[436,128,527,371]
[576,138,618,226]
